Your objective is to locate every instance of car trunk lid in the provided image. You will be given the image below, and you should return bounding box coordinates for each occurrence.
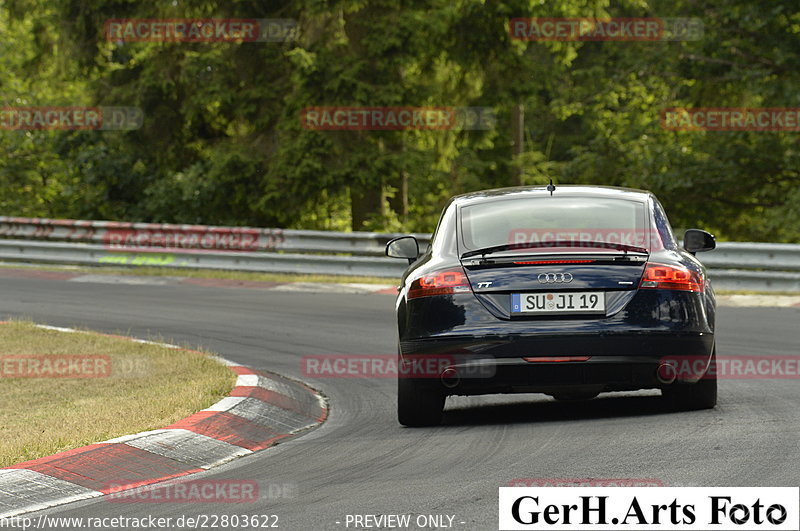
[460,252,647,319]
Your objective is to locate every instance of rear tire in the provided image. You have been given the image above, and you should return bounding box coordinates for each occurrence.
[662,349,717,411]
[398,376,445,427]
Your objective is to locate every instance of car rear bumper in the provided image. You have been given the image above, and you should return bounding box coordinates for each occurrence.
[400,331,714,395]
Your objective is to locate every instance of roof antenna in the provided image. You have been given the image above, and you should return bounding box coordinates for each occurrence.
[547,178,556,196]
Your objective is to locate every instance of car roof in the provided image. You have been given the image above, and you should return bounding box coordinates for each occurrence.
[450,185,654,207]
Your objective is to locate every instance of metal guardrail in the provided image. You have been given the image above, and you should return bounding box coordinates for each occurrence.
[0,216,797,292]
[0,240,406,278]
[0,216,431,256]
[706,269,800,292]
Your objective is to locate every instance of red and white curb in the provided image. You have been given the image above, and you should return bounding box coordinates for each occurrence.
[0,325,328,519]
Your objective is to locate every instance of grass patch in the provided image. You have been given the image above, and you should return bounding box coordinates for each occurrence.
[0,262,394,285]
[0,321,235,467]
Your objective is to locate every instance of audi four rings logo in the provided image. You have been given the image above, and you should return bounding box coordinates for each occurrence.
[538,272,573,283]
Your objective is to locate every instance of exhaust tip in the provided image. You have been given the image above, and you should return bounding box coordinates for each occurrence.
[441,367,460,389]
[657,362,677,385]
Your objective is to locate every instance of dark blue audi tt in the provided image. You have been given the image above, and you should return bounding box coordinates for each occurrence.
[386,185,717,426]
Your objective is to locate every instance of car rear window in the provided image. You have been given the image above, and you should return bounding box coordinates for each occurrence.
[652,199,678,250]
[459,196,650,251]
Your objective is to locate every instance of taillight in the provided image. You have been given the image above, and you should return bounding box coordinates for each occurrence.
[640,263,704,292]
[407,268,471,299]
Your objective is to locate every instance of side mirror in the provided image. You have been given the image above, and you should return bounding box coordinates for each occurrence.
[683,229,716,254]
[385,236,419,264]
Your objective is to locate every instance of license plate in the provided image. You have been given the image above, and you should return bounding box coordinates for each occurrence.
[511,292,605,314]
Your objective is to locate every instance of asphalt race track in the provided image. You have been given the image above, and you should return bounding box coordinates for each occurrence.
[1,272,798,530]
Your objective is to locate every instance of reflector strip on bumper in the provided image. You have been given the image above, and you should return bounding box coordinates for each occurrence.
[523,356,591,362]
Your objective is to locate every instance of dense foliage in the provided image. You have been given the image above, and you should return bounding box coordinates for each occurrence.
[1,0,798,241]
